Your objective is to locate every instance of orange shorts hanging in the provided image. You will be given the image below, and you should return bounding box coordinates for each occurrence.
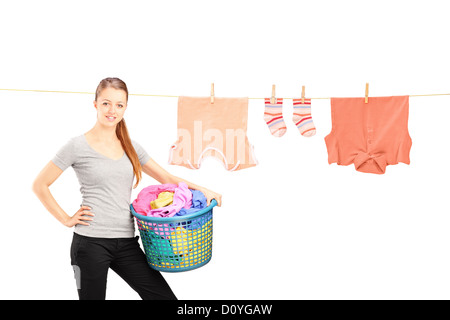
[324,96,412,174]
[168,96,258,171]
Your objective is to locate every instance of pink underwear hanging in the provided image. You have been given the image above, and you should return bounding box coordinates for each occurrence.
[168,96,258,171]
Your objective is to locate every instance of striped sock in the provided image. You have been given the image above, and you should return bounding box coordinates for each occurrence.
[264,98,286,137]
[293,98,316,137]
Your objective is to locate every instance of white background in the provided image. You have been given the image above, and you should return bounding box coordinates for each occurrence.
[1,0,449,300]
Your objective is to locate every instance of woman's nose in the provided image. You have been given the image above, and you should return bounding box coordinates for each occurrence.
[107,105,116,114]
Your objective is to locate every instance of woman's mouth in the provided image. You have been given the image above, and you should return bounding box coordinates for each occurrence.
[106,116,116,122]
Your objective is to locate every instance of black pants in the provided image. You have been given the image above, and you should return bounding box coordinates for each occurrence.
[70,232,177,300]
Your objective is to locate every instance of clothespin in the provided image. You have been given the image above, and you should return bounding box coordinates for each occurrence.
[271,85,276,104]
[211,83,215,104]
[365,83,369,103]
[301,85,306,104]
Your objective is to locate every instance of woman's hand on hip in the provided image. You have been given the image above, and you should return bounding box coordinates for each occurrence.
[63,206,95,228]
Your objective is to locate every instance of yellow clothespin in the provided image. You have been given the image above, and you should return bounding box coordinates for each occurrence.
[271,85,276,104]
[301,85,306,104]
[365,83,369,103]
[211,83,215,104]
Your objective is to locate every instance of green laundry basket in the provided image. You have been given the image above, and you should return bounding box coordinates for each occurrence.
[131,199,216,272]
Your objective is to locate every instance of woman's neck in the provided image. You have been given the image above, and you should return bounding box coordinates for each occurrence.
[86,123,118,143]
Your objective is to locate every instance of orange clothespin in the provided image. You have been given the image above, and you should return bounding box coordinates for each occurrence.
[301,85,306,104]
[211,83,215,104]
[271,85,276,104]
[365,83,369,103]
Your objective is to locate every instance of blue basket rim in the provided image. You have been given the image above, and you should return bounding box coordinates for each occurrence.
[131,198,217,223]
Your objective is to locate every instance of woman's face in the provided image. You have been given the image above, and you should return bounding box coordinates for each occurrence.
[94,87,127,127]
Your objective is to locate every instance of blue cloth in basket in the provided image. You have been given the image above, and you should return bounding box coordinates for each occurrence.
[171,189,209,230]
[176,189,207,216]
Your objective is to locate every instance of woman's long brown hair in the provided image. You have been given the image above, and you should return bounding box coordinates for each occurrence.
[95,77,142,189]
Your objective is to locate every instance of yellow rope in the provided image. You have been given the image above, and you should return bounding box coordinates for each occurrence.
[1,88,449,100]
[0,88,94,95]
[408,93,450,97]
[248,96,333,100]
[0,88,178,98]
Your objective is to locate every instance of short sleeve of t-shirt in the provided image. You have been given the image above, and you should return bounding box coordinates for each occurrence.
[52,137,78,171]
[131,140,151,166]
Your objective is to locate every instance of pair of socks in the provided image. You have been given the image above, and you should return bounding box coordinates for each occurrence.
[264,98,316,137]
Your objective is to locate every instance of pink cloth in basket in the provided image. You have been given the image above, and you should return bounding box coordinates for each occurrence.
[132,182,192,217]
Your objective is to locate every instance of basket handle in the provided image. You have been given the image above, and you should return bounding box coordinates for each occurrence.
[209,198,218,208]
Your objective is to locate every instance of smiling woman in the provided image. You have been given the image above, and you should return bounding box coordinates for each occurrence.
[91,79,143,188]
[31,77,222,300]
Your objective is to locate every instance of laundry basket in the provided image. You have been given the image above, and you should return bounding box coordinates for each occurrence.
[131,199,217,272]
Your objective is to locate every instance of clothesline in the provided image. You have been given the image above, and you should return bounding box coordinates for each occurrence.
[1,88,450,100]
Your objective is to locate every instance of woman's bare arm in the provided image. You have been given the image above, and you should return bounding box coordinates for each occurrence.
[141,158,222,207]
[32,161,94,227]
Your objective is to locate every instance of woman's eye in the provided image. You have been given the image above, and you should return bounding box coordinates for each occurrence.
[102,102,123,107]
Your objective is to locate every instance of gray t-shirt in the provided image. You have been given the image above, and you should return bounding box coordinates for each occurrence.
[52,134,151,238]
